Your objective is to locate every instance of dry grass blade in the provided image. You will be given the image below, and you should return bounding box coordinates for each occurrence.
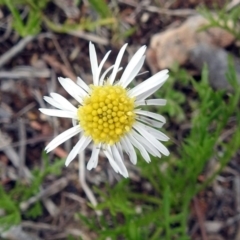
[0,36,34,68]
[20,177,68,211]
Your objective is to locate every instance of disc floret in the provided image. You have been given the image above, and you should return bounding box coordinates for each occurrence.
[77,84,136,145]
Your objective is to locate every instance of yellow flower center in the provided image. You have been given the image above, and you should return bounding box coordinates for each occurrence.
[77,84,136,145]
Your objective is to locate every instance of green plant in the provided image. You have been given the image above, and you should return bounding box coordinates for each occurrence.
[198,4,240,40]
[155,63,192,123]
[2,0,117,37]
[79,63,240,239]
[0,154,65,230]
[88,0,112,19]
[0,187,21,231]
[3,0,49,36]
[1,0,137,43]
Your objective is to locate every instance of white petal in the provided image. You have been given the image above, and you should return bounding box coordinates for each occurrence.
[136,71,148,77]
[136,116,164,128]
[135,99,167,107]
[50,93,77,112]
[99,65,114,86]
[111,145,128,178]
[122,56,145,88]
[93,145,101,168]
[109,43,128,85]
[96,50,111,84]
[58,77,86,103]
[65,135,92,166]
[39,108,77,119]
[132,130,161,157]
[103,148,121,173]
[135,109,166,123]
[89,42,98,85]
[126,133,151,163]
[128,70,169,98]
[99,65,123,86]
[43,96,62,109]
[120,136,137,165]
[119,45,146,87]
[72,119,77,126]
[77,77,90,93]
[87,144,100,170]
[116,142,124,160]
[141,124,169,141]
[45,125,82,153]
[136,85,161,101]
[134,122,169,156]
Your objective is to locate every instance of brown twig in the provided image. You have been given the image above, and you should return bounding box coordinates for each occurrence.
[144,6,197,16]
[18,118,26,179]
[0,135,52,151]
[43,54,77,81]
[118,0,197,16]
[15,102,36,118]
[20,177,68,211]
[234,176,240,240]
[193,197,208,240]
[0,226,43,240]
[0,16,12,43]
[52,37,72,72]
[42,197,60,217]
[0,67,51,79]
[0,36,35,68]
[69,30,109,45]
[62,192,86,204]
[0,130,32,180]
[21,221,91,240]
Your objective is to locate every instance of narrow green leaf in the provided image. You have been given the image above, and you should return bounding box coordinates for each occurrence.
[88,0,112,18]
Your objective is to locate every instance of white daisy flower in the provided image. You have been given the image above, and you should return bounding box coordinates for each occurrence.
[39,42,170,178]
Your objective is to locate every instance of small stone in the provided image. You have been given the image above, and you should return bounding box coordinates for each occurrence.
[147,14,235,69]
[189,44,240,90]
